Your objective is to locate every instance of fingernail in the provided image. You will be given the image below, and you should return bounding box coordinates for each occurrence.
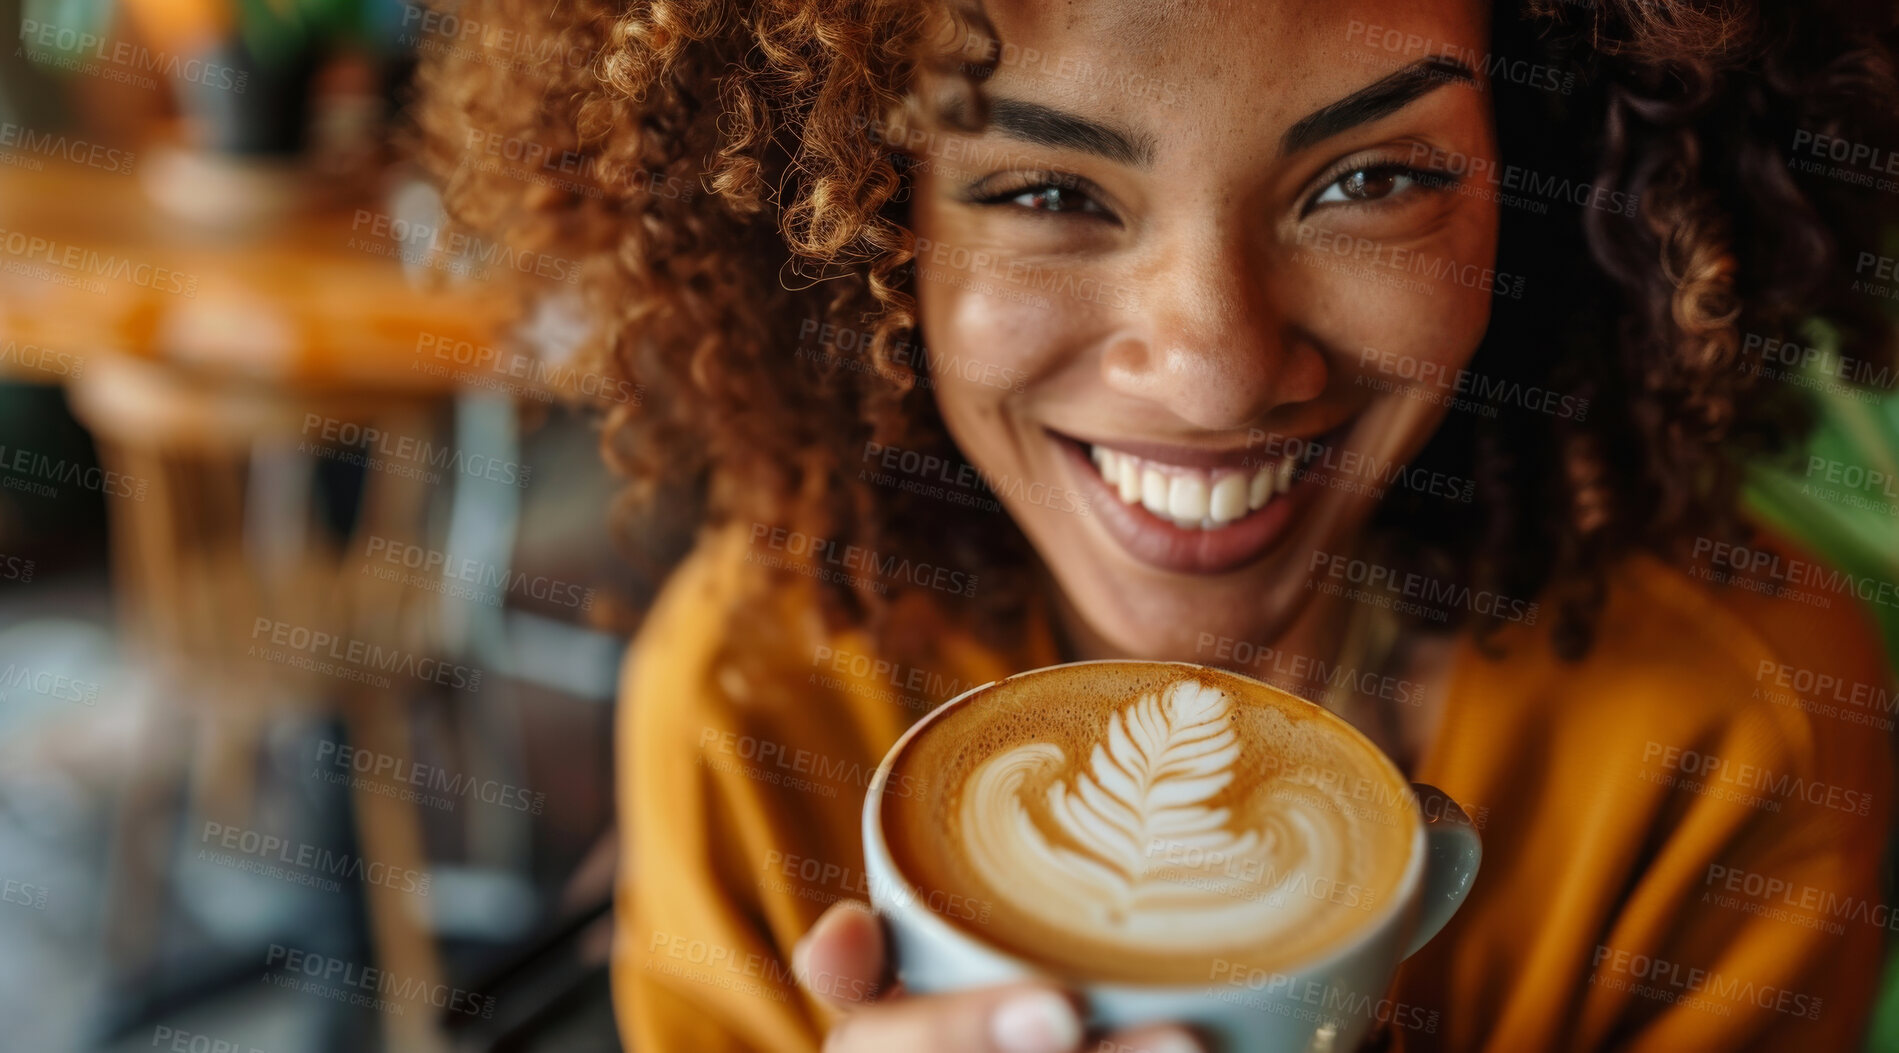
[1140,1032,1204,1053]
[989,990,1082,1053]
[789,933,811,980]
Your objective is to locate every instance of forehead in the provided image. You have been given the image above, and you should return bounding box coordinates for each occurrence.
[975,0,1492,142]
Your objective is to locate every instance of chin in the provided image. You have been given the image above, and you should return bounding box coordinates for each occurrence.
[1037,546,1323,665]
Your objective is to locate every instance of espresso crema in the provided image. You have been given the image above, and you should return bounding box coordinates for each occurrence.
[882,663,1416,984]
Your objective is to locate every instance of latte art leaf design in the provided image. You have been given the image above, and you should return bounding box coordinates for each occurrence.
[1043,679,1255,920]
[959,678,1350,950]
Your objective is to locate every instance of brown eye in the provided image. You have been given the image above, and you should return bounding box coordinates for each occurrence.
[1339,169,1398,200]
[968,171,1117,221]
[1006,185,1102,214]
[1310,165,1449,209]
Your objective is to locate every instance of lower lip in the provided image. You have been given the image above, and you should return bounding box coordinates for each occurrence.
[1055,436,1313,575]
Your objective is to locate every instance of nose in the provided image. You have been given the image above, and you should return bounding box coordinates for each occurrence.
[1100,230,1327,431]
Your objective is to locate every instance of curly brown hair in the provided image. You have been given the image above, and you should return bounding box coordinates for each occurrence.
[411,0,1899,658]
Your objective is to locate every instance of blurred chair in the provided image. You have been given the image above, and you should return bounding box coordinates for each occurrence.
[0,150,509,1052]
[68,348,459,1053]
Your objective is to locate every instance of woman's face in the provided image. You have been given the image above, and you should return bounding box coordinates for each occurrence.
[914,0,1500,659]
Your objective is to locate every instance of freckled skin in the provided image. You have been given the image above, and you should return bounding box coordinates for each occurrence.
[913,0,1499,662]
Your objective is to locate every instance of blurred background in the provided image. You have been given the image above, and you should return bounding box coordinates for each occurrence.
[0,0,677,1049]
[0,1,1895,1051]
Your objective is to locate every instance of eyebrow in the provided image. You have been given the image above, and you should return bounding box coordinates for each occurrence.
[1280,57,1477,156]
[986,98,1158,168]
[976,55,1475,169]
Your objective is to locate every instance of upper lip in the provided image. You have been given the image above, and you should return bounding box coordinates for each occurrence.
[1052,426,1346,469]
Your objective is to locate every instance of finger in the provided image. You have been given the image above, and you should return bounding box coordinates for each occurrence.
[1091,1024,1206,1053]
[794,901,891,1011]
[824,984,1084,1053]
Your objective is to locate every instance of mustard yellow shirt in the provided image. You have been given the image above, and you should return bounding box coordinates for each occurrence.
[612,526,1894,1052]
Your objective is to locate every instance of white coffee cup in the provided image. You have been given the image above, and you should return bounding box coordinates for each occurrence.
[862,660,1481,1053]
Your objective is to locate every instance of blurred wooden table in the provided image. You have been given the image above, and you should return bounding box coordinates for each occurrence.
[0,162,513,390]
[0,159,520,1051]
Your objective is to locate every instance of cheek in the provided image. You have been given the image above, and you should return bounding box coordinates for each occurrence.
[921,286,1071,488]
[1298,211,1499,385]
[917,269,1012,462]
[912,173,1108,401]
[1351,282,1492,382]
[915,245,1087,440]
[922,287,1064,389]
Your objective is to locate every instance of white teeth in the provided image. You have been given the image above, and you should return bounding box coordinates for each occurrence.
[1210,474,1249,524]
[1167,474,1208,523]
[1088,445,1304,531]
[1248,467,1272,510]
[1117,458,1142,503]
[1140,467,1170,518]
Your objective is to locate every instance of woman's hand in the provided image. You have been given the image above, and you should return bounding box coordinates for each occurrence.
[793,901,1205,1053]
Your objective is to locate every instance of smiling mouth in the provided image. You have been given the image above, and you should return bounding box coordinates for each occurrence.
[1084,442,1321,530]
[1048,427,1341,575]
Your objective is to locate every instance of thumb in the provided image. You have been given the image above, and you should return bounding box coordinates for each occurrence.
[794,901,893,1011]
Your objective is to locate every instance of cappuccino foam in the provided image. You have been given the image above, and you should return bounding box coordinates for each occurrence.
[883,663,1415,984]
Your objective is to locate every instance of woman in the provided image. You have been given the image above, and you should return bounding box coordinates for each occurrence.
[417,0,1899,1049]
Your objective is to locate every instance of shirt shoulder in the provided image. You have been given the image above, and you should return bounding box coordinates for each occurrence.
[1435,542,1892,790]
[1400,542,1894,1052]
[610,526,883,1053]
[609,524,1055,1052]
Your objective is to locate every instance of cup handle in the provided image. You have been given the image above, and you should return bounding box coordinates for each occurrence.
[1405,782,1482,959]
